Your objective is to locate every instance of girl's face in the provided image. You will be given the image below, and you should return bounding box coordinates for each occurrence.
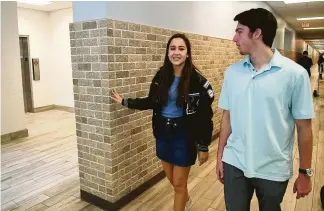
[168,38,188,66]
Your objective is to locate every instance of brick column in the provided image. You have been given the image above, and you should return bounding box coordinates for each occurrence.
[70,18,242,210]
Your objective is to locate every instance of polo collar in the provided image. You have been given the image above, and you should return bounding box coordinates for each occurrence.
[243,49,284,68]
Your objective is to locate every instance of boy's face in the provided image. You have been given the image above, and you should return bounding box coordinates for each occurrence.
[233,23,255,55]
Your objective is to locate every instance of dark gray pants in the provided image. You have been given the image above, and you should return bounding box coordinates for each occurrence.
[224,162,288,211]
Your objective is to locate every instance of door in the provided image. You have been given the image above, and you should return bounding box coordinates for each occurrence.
[19,36,33,112]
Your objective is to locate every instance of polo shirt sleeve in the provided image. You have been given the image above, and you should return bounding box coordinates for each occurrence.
[218,73,230,111]
[291,71,315,119]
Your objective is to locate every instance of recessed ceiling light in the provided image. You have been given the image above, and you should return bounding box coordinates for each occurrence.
[303,27,324,30]
[284,0,319,3]
[297,17,324,21]
[18,0,52,5]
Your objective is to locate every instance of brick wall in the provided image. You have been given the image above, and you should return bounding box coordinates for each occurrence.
[69,18,243,203]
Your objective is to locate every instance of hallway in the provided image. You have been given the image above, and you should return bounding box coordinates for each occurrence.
[1,65,324,211]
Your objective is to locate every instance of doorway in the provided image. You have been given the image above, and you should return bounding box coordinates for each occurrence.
[284,28,293,51]
[19,36,34,113]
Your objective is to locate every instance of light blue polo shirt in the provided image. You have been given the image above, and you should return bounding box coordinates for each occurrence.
[218,49,315,182]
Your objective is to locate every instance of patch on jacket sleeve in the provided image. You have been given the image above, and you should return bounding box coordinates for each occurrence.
[207,89,214,98]
[203,81,210,89]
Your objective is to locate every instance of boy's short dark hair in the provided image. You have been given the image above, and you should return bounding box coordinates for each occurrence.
[234,8,277,48]
[303,51,308,55]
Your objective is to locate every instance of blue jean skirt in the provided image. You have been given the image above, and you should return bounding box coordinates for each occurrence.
[156,116,197,167]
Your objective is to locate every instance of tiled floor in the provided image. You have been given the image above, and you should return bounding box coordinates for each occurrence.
[1,65,323,211]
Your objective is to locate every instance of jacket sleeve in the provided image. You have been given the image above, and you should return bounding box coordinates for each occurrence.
[122,72,159,110]
[196,79,214,152]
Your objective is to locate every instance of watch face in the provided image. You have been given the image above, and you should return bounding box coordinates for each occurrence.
[306,169,314,177]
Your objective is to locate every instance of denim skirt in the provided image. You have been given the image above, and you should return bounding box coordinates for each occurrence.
[156,116,197,167]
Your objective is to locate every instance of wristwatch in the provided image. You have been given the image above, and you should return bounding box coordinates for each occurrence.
[299,168,314,177]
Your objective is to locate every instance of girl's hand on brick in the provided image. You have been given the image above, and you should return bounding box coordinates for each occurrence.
[111,89,123,104]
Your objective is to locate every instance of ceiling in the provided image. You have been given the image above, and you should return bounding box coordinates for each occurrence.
[267,1,324,51]
[17,1,72,12]
[16,1,323,52]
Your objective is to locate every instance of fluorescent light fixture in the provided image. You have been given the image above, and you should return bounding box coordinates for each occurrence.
[284,0,319,3]
[18,0,52,5]
[297,17,324,21]
[303,27,324,30]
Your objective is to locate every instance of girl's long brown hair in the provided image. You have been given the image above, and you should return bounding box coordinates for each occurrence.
[155,33,198,106]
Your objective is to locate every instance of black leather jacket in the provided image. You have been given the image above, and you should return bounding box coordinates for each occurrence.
[122,69,214,152]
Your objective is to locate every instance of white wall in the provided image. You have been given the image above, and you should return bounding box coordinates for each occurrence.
[72,1,108,23]
[0,2,2,135]
[73,1,296,50]
[1,1,26,135]
[18,8,54,108]
[49,8,74,107]
[17,7,74,108]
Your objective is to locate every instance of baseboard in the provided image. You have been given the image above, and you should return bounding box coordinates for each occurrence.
[53,105,75,113]
[1,128,29,143]
[33,105,74,113]
[33,105,55,113]
[81,171,166,211]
